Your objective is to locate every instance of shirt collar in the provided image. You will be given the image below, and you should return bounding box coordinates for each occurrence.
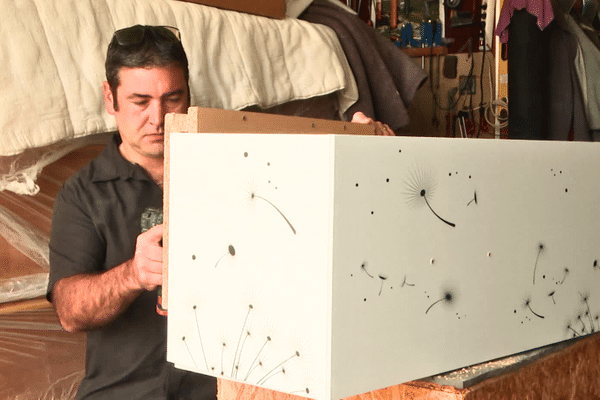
[91,133,153,183]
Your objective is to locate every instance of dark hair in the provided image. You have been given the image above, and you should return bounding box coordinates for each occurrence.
[105,25,190,109]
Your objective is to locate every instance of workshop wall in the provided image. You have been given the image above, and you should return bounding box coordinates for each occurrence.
[401,50,499,139]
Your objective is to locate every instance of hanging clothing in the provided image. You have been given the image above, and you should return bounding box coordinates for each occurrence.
[495,0,555,43]
[545,21,591,141]
[300,0,428,131]
[566,15,600,130]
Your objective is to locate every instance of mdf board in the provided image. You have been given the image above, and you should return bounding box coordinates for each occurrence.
[165,113,600,399]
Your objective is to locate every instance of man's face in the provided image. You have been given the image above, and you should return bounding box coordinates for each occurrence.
[103,65,189,162]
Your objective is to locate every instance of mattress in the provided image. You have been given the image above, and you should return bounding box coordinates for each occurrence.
[0,0,358,194]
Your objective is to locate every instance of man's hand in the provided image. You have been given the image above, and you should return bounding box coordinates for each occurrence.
[52,224,165,332]
[129,224,164,291]
[351,111,395,136]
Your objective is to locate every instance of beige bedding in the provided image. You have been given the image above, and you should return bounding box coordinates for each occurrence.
[0,0,357,194]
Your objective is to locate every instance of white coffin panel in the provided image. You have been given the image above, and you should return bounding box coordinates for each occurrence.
[167,133,600,400]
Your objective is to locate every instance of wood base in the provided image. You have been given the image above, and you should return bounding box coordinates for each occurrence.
[218,332,600,399]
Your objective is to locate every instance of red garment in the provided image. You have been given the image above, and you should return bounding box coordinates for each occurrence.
[495,0,555,42]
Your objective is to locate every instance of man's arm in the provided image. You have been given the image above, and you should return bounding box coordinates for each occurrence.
[52,224,164,333]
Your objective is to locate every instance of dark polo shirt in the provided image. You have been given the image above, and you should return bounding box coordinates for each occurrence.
[48,133,215,399]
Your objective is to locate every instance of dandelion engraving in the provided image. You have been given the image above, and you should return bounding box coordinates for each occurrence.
[231,304,253,376]
[580,292,595,332]
[523,298,544,319]
[256,351,300,385]
[291,371,319,396]
[215,245,236,268]
[467,191,478,206]
[533,243,545,284]
[576,314,588,334]
[244,336,272,381]
[360,262,374,279]
[558,267,570,284]
[244,180,296,234]
[404,166,456,227]
[401,275,415,287]
[426,291,454,314]
[378,275,388,296]
[233,325,253,379]
[566,323,580,337]
[182,336,197,368]
[193,305,209,370]
[220,341,227,375]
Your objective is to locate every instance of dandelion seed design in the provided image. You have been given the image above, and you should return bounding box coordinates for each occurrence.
[360,262,374,279]
[220,341,227,375]
[181,306,312,388]
[576,314,587,334]
[256,351,300,385]
[467,191,478,206]
[233,326,253,379]
[378,275,387,296]
[566,323,580,338]
[564,293,599,338]
[401,275,415,287]
[426,291,454,314]
[244,180,296,234]
[182,336,197,368]
[404,166,456,227]
[193,305,209,370]
[231,304,253,376]
[244,336,272,381]
[523,298,544,319]
[580,292,595,332]
[558,267,570,284]
[215,245,236,268]
[533,243,545,284]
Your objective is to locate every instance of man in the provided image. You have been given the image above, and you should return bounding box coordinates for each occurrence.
[47,24,393,400]
[48,25,216,400]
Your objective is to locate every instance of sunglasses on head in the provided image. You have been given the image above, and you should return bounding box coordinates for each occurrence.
[113,25,181,46]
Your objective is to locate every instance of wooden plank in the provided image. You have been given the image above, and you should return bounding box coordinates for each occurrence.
[162,113,190,311]
[162,107,375,311]
[217,378,468,400]
[173,0,286,19]
[0,297,52,315]
[184,106,377,135]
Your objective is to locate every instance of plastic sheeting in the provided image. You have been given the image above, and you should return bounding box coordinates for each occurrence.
[0,274,49,304]
[0,134,111,196]
[0,203,50,271]
[0,307,85,400]
[0,198,51,304]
